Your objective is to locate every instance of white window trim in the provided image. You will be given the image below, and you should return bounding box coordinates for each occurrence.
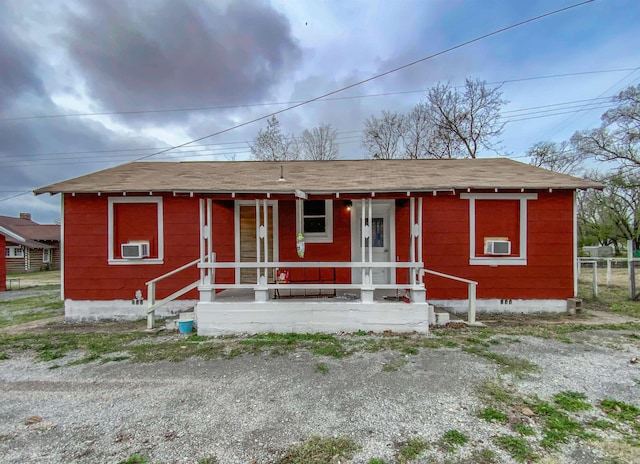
[298,199,333,243]
[6,246,24,258]
[108,197,164,265]
[460,193,537,266]
[42,248,51,263]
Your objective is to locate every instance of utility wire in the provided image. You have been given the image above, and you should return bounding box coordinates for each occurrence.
[0,0,595,203]
[1,66,626,123]
[0,97,615,163]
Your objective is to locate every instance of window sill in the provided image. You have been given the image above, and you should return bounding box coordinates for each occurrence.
[303,233,333,244]
[108,259,164,265]
[470,257,527,266]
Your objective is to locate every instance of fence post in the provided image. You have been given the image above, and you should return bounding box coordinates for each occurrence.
[592,261,598,298]
[607,259,612,287]
[629,240,636,299]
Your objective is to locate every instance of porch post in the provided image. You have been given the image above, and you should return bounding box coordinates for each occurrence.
[361,198,374,302]
[254,199,270,302]
[199,198,215,302]
[409,197,415,285]
[410,196,426,302]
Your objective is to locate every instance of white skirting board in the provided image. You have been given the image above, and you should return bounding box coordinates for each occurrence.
[65,299,198,321]
[428,299,567,315]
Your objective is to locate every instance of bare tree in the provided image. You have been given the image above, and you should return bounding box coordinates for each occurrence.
[250,116,300,161]
[425,79,507,158]
[301,123,340,160]
[362,79,506,160]
[572,84,640,171]
[527,141,583,175]
[362,110,405,159]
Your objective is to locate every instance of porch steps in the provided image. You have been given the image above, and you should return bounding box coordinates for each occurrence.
[165,310,196,331]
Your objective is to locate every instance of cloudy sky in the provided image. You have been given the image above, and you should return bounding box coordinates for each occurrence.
[0,0,638,223]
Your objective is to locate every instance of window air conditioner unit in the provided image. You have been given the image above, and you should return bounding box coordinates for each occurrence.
[485,240,511,255]
[121,242,150,259]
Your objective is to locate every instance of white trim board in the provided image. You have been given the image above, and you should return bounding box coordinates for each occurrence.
[460,192,537,266]
[107,196,164,265]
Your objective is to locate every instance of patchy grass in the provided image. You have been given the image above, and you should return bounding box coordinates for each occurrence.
[512,422,536,437]
[396,438,430,464]
[367,459,386,464]
[381,358,407,372]
[578,273,640,318]
[197,458,218,464]
[599,399,640,423]
[478,407,508,423]
[553,391,592,412]
[314,362,329,374]
[117,454,149,464]
[0,292,63,327]
[494,435,538,463]
[462,344,540,377]
[439,429,468,451]
[276,436,360,464]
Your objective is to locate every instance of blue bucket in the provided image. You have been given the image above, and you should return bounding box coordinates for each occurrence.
[178,320,194,334]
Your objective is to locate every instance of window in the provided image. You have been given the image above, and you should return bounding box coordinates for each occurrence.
[6,246,24,258]
[298,200,333,243]
[108,197,164,264]
[461,193,537,266]
[42,249,51,263]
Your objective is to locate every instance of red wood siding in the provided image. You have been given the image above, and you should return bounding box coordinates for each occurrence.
[62,190,575,303]
[422,191,574,300]
[64,194,201,300]
[113,202,159,258]
[0,235,5,291]
[475,199,519,256]
[277,200,352,283]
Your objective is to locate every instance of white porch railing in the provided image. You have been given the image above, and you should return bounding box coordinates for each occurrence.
[145,254,214,329]
[145,255,479,329]
[421,269,479,324]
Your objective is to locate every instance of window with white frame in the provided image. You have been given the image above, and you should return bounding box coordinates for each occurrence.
[108,197,164,264]
[460,193,537,266]
[6,246,24,258]
[298,200,333,243]
[42,248,51,263]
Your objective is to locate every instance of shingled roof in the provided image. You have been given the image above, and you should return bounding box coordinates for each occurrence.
[34,158,602,195]
[0,216,59,249]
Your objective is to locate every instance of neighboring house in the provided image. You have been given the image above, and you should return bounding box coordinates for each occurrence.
[0,214,60,274]
[0,231,5,291]
[34,159,600,334]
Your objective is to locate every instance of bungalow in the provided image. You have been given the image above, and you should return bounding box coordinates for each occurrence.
[34,159,600,334]
[0,214,60,274]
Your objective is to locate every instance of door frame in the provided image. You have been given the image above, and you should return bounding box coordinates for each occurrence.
[350,199,396,284]
[234,200,279,283]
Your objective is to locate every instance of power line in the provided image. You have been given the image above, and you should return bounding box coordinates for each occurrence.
[1,66,629,123]
[1,98,617,164]
[0,0,595,203]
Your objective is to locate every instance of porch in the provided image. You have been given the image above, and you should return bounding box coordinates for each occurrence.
[145,195,479,334]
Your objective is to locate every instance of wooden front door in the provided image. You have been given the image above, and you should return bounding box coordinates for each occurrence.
[237,203,277,284]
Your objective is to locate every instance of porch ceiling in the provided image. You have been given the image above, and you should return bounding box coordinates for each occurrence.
[34,158,602,195]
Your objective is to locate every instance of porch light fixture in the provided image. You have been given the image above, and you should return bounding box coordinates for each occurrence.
[344,200,352,211]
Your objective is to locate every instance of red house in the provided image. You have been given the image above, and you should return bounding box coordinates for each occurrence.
[35,159,600,334]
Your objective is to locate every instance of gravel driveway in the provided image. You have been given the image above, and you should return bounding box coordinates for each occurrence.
[1,328,640,464]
